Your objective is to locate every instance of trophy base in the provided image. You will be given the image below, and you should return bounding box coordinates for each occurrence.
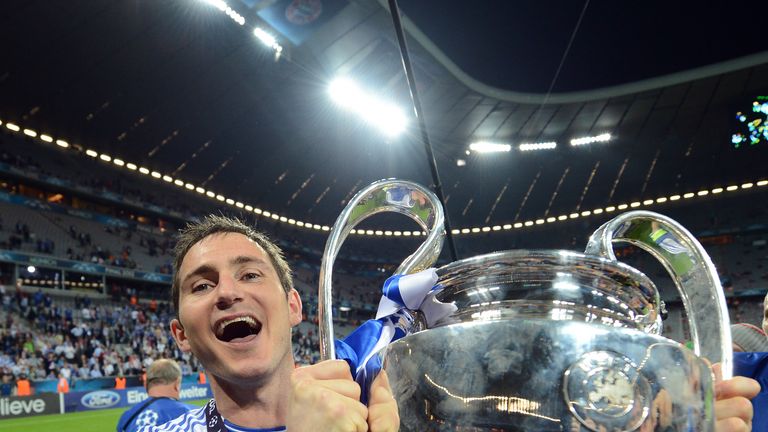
[382,319,714,432]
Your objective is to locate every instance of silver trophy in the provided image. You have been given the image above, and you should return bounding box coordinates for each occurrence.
[319,179,732,431]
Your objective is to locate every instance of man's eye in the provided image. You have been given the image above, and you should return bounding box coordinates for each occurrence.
[242,272,260,281]
[191,283,212,293]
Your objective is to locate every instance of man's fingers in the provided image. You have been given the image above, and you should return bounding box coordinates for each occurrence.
[313,378,364,405]
[294,359,354,381]
[711,362,723,384]
[369,370,394,404]
[714,396,754,425]
[715,376,760,400]
[368,371,400,432]
[715,417,751,432]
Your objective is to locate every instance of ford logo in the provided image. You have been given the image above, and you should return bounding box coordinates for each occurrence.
[81,391,120,409]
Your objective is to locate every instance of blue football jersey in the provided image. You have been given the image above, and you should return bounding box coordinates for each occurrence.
[138,400,287,432]
[117,397,194,432]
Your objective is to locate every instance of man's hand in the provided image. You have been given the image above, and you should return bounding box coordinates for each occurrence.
[713,363,760,432]
[287,360,368,432]
[367,371,400,432]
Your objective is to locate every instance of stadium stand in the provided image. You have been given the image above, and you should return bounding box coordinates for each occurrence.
[0,130,766,396]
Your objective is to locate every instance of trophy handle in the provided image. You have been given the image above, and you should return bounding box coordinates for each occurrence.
[318,179,446,361]
[585,210,733,379]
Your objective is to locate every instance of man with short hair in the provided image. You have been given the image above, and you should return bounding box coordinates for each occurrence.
[148,215,753,432]
[146,215,398,432]
[762,291,768,335]
[117,359,193,432]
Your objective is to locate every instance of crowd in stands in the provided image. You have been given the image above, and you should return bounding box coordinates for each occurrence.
[0,284,204,395]
[1,133,767,397]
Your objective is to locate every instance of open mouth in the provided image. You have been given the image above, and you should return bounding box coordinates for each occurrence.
[215,316,262,343]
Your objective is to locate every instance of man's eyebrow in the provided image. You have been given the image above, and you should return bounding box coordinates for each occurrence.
[230,256,268,267]
[181,264,217,287]
[181,256,268,286]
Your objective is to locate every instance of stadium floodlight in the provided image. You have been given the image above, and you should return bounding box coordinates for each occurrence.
[151,171,162,179]
[99,154,112,162]
[174,179,184,186]
[456,159,466,166]
[469,141,512,153]
[200,0,245,25]
[85,149,98,157]
[6,123,20,132]
[329,78,407,136]
[253,28,283,55]
[519,141,557,151]
[55,139,69,148]
[40,134,53,143]
[741,182,754,189]
[26,265,36,273]
[23,129,37,137]
[570,133,611,146]
[126,163,137,170]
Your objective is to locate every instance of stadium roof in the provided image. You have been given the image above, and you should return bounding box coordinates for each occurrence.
[1,0,767,234]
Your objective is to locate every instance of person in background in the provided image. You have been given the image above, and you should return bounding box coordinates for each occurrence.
[116,359,193,432]
[57,370,70,393]
[0,372,13,396]
[15,373,31,396]
[115,371,127,390]
[731,322,768,431]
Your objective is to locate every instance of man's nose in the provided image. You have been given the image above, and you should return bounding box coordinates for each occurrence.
[215,275,242,309]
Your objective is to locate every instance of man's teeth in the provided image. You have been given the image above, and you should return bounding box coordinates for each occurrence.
[218,316,258,335]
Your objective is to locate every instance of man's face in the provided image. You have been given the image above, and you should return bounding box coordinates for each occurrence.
[763,293,768,335]
[170,233,302,386]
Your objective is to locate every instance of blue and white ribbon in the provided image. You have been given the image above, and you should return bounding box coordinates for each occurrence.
[334,268,456,404]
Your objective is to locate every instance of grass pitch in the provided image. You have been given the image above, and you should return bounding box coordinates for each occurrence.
[0,399,208,432]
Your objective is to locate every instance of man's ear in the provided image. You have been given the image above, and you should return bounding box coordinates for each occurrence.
[288,289,303,327]
[170,319,191,353]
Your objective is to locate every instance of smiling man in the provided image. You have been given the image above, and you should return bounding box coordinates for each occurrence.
[143,215,398,432]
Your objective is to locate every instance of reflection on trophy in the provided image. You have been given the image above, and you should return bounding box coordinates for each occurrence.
[319,179,732,431]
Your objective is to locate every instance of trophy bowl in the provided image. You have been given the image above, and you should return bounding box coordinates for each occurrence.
[319,179,732,432]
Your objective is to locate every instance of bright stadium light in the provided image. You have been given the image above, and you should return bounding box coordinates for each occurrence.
[519,141,557,151]
[469,141,512,153]
[570,133,612,146]
[200,0,245,25]
[254,27,283,56]
[329,78,407,136]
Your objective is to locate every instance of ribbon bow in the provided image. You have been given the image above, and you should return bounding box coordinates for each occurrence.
[334,268,456,404]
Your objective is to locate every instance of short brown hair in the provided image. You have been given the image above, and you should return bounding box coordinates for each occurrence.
[146,359,182,389]
[171,215,294,315]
